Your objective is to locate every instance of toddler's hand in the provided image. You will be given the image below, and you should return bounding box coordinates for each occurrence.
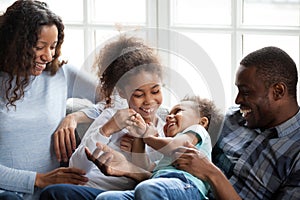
[143,122,159,138]
[120,134,135,152]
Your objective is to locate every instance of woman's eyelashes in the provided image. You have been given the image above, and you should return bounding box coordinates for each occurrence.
[34,46,56,51]
[34,46,44,51]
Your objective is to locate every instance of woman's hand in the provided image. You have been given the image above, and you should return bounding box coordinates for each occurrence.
[54,111,93,162]
[35,167,88,188]
[53,114,78,162]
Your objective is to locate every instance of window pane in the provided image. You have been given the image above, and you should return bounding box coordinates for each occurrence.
[95,29,148,49]
[92,0,146,25]
[95,30,120,48]
[243,34,299,67]
[92,30,122,63]
[163,32,230,110]
[45,0,83,23]
[178,32,232,107]
[171,0,231,26]
[1,1,84,23]
[243,0,300,26]
[61,29,84,68]
[0,0,15,14]
[169,53,211,98]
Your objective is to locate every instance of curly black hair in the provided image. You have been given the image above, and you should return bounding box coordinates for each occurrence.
[240,46,298,99]
[0,0,65,108]
[94,35,163,106]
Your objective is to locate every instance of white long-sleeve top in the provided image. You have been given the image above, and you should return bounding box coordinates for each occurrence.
[69,102,165,190]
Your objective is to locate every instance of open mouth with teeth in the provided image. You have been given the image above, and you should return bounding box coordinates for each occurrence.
[167,122,176,129]
[34,62,47,71]
[139,107,155,114]
[164,122,176,136]
[240,108,252,118]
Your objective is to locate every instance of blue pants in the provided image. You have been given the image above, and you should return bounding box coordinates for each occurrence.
[96,172,204,200]
[39,184,104,200]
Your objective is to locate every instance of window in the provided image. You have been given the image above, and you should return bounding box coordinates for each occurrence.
[1,0,300,110]
[168,0,300,110]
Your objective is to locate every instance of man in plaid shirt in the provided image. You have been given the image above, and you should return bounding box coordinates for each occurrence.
[174,46,300,200]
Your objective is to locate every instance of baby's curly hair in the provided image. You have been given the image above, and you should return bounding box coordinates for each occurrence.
[181,95,224,145]
[0,0,65,108]
[94,35,163,106]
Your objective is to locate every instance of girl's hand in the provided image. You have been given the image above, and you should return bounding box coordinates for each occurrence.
[126,113,147,138]
[85,142,152,182]
[101,108,136,137]
[85,142,130,177]
[114,108,137,128]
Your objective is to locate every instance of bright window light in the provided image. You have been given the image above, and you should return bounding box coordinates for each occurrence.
[1,0,300,108]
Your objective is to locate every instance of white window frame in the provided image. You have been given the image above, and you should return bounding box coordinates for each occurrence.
[2,0,300,107]
[154,0,300,106]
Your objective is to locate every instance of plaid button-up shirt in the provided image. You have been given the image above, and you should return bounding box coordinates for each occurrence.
[213,106,300,200]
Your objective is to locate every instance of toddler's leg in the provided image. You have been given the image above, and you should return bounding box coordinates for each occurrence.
[96,190,134,200]
[134,176,202,200]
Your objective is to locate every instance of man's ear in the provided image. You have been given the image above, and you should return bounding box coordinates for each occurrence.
[272,82,286,100]
[199,117,209,129]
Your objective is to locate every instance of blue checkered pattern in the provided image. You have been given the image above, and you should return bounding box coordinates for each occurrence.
[213,106,300,200]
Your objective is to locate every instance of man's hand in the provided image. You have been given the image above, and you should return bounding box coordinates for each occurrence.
[172,141,211,181]
[172,141,241,200]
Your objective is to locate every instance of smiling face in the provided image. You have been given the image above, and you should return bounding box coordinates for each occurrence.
[235,65,277,129]
[122,70,163,124]
[32,25,58,76]
[163,101,201,137]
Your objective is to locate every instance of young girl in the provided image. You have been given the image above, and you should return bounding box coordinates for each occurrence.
[40,35,166,200]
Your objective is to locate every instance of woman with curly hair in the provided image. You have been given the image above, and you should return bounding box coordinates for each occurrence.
[0,1,96,199]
